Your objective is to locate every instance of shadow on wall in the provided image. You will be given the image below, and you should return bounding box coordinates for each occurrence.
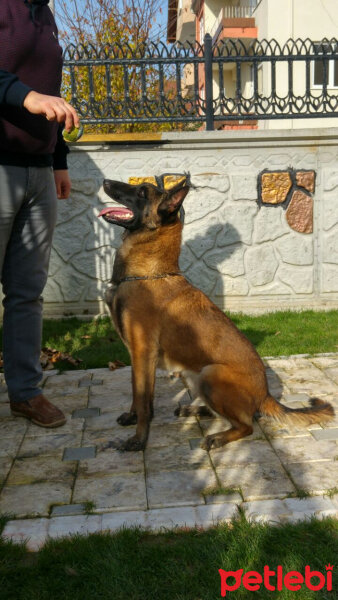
[181,222,249,310]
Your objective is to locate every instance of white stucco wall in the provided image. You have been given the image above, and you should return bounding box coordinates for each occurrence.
[31,128,338,318]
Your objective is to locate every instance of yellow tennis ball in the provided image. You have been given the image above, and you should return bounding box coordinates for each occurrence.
[62,124,83,142]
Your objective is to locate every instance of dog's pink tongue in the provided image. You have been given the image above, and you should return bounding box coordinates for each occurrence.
[98,207,133,218]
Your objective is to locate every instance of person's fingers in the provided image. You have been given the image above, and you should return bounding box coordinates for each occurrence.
[61,179,71,199]
[24,92,79,129]
[44,105,57,121]
[52,99,79,130]
[55,178,62,198]
[68,104,80,128]
[63,106,75,132]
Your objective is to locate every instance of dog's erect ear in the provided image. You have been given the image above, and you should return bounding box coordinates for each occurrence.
[158,185,190,216]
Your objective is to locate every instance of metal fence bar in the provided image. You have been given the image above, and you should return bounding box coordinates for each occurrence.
[204,33,214,130]
[62,37,338,128]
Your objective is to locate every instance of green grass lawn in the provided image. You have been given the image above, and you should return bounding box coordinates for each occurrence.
[1,310,336,372]
[0,516,337,600]
[8,309,336,371]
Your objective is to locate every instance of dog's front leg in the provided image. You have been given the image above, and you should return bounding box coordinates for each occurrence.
[114,348,156,452]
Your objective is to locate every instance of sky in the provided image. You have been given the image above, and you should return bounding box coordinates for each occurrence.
[54,0,169,43]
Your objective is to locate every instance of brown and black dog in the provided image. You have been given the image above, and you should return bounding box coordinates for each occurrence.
[99,177,334,452]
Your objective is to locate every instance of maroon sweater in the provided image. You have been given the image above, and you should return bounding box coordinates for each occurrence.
[0,0,68,168]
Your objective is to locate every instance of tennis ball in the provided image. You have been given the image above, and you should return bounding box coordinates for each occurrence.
[62,124,83,142]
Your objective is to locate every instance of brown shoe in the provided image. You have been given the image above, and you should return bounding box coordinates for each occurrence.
[10,394,66,428]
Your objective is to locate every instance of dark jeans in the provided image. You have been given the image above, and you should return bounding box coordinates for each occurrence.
[0,165,57,402]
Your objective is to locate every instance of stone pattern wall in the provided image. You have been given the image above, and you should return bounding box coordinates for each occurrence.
[39,129,338,316]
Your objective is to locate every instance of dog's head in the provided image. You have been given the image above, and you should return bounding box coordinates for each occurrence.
[99,177,190,231]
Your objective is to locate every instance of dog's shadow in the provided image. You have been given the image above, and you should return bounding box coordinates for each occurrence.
[181,222,246,304]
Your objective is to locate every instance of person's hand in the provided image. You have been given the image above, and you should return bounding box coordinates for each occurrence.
[54,170,71,199]
[23,91,79,132]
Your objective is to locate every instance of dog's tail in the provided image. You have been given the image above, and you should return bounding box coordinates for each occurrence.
[260,395,334,427]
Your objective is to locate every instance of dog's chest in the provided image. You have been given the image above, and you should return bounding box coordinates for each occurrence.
[104,284,123,337]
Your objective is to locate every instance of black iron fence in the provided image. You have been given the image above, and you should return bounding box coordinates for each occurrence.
[62,36,338,130]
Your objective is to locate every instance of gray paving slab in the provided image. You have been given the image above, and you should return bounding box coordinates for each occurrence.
[72,407,100,419]
[51,503,88,517]
[209,439,280,468]
[7,455,77,485]
[145,443,212,472]
[2,518,49,551]
[216,463,296,501]
[0,457,12,485]
[77,448,144,477]
[18,433,82,459]
[48,514,102,539]
[146,468,216,508]
[25,418,84,437]
[73,473,148,511]
[195,503,239,526]
[146,422,202,448]
[46,390,89,414]
[310,428,338,441]
[63,446,96,461]
[85,412,129,431]
[0,435,23,459]
[269,436,337,463]
[0,482,72,517]
[0,418,27,437]
[145,506,198,530]
[287,461,338,495]
[102,510,148,531]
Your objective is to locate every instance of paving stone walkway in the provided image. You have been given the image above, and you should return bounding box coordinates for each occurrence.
[1,354,338,550]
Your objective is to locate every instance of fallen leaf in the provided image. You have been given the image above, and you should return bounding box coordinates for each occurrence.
[40,347,83,370]
[64,566,79,576]
[108,359,126,370]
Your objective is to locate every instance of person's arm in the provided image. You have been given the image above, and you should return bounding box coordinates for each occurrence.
[0,69,79,131]
[0,69,32,106]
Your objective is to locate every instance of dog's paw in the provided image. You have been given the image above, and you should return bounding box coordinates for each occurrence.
[110,435,146,452]
[117,412,137,426]
[174,405,191,417]
[104,436,145,452]
[200,434,225,451]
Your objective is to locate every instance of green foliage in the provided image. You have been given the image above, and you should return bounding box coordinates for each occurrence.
[0,517,337,599]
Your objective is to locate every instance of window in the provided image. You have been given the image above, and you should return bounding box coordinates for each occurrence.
[312,42,338,88]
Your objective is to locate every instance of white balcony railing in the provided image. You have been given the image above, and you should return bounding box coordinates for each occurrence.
[210,5,256,40]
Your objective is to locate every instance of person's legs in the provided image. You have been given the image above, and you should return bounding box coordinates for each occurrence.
[1,165,65,426]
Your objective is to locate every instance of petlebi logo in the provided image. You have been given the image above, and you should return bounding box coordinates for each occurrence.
[219,564,333,595]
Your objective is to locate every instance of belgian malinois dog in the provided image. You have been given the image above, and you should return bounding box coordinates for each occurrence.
[99,176,334,452]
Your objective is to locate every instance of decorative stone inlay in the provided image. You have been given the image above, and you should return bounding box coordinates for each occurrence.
[296,171,315,193]
[286,190,313,234]
[128,175,186,189]
[261,172,292,204]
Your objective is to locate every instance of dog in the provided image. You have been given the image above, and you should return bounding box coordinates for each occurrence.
[99,176,334,452]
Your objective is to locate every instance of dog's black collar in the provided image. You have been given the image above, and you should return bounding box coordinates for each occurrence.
[113,272,183,285]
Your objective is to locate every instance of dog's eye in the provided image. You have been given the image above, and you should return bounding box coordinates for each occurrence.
[138,187,147,199]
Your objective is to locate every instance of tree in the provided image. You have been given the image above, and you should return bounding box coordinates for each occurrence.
[57,0,191,133]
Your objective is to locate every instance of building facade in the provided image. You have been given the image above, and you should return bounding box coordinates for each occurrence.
[167,0,338,129]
